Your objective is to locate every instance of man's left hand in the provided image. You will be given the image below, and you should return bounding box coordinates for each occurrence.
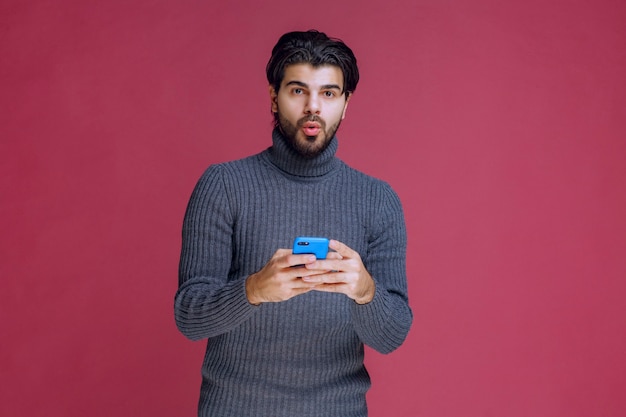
[302,239,375,304]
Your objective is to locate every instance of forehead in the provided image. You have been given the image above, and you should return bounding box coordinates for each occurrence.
[281,63,344,89]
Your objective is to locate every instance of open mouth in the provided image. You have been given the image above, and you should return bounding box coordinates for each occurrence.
[302,121,321,137]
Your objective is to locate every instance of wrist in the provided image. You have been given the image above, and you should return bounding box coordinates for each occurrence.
[245,274,262,306]
[355,283,375,305]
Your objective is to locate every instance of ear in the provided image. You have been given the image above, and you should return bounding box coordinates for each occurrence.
[341,93,352,120]
[269,85,278,113]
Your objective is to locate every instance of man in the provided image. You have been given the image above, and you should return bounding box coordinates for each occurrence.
[175,30,412,417]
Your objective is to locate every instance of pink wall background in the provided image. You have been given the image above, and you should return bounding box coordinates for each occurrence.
[2,1,625,416]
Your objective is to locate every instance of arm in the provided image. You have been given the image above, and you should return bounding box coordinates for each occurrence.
[303,184,412,353]
[174,166,256,341]
[174,165,329,340]
[351,185,412,353]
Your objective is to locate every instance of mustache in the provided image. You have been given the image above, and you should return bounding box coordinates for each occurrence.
[297,115,325,127]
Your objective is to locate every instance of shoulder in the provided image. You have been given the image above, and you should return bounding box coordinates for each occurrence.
[197,152,265,182]
[186,153,261,200]
[206,152,263,173]
[340,162,401,201]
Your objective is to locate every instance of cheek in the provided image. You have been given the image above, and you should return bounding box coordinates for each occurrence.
[333,104,348,122]
[277,98,301,118]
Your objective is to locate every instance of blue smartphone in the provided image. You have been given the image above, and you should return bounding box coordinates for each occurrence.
[292,236,329,259]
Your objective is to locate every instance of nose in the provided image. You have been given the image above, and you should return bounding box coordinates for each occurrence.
[305,94,321,115]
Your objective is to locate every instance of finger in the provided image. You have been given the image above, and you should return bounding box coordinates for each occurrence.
[302,271,345,284]
[294,266,331,279]
[328,239,357,258]
[292,279,322,290]
[304,251,343,271]
[270,248,297,268]
[285,253,317,268]
[325,251,343,261]
[287,266,327,285]
[310,282,347,295]
[304,258,348,274]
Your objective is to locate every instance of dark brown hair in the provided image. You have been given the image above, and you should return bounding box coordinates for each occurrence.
[266,30,359,97]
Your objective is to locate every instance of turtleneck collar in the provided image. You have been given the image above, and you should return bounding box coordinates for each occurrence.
[264,128,340,178]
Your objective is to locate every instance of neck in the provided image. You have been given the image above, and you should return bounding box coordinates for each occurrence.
[266,128,340,178]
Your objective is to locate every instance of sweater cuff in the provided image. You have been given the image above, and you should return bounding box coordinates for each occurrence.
[350,278,390,325]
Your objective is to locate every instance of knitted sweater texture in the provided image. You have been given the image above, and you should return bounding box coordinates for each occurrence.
[175,129,412,417]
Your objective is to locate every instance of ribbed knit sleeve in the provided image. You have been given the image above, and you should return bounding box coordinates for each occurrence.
[175,165,257,341]
[350,182,412,354]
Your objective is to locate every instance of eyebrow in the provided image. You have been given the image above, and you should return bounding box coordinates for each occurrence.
[285,80,342,91]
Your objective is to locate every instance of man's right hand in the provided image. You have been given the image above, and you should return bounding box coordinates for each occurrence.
[245,249,332,305]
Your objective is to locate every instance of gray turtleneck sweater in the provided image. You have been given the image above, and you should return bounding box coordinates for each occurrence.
[176,129,412,417]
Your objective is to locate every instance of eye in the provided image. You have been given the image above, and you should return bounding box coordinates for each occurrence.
[323,90,336,98]
[293,88,304,95]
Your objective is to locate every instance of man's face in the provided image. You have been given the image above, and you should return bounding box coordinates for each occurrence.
[270,63,350,158]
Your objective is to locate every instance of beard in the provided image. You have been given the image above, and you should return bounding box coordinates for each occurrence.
[276,112,342,159]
